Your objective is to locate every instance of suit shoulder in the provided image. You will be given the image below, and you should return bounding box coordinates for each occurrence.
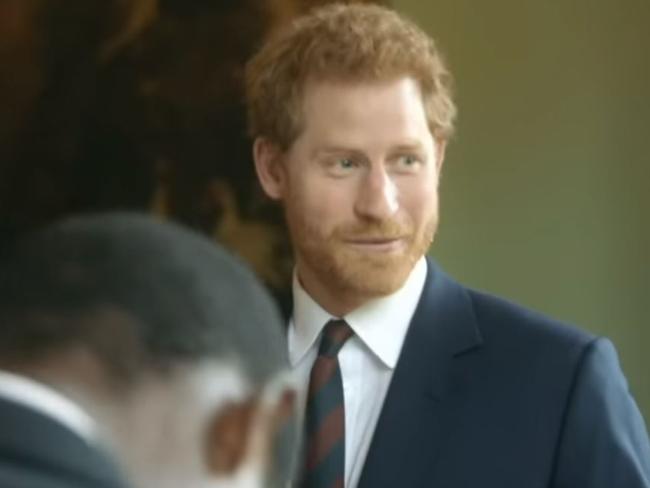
[464,286,596,355]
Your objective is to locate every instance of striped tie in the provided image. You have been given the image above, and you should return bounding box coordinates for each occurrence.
[301,319,353,488]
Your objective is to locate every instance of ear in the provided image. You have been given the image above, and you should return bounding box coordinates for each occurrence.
[253,137,286,201]
[434,138,447,173]
[204,388,296,476]
[204,398,256,475]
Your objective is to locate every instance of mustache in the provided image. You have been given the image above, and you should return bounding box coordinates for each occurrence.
[333,219,412,240]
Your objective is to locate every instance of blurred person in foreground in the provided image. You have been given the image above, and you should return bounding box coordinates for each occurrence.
[245,3,650,487]
[0,213,297,488]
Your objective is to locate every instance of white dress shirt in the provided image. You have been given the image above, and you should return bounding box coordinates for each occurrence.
[0,370,96,442]
[289,257,427,488]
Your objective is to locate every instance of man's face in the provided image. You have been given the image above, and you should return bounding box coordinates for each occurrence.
[261,77,444,313]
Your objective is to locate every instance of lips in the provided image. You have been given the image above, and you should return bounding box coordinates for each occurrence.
[347,237,400,244]
[343,236,407,252]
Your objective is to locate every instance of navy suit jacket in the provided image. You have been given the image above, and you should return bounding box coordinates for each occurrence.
[357,259,650,487]
[0,397,128,488]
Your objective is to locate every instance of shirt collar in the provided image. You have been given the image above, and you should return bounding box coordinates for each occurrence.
[0,370,97,442]
[289,257,427,369]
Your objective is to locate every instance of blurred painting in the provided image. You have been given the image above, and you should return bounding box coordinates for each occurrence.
[0,0,385,312]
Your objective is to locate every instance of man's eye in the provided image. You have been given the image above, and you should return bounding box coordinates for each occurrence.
[322,156,358,176]
[337,158,355,168]
[399,155,419,166]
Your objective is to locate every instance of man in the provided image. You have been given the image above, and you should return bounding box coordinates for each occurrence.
[245,3,650,487]
[0,213,297,488]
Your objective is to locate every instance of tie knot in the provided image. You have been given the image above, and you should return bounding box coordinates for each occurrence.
[318,319,353,357]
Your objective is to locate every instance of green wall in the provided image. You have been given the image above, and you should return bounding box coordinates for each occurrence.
[394,0,649,420]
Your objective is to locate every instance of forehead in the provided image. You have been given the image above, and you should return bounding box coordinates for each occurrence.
[297,77,431,146]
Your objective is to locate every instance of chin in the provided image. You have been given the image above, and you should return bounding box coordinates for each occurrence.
[335,254,417,298]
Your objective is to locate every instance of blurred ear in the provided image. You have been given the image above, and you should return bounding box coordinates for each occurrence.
[205,397,256,474]
[204,388,296,476]
[435,138,447,173]
[253,137,286,201]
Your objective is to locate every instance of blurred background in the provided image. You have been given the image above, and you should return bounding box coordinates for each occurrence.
[396,0,649,419]
[0,0,647,418]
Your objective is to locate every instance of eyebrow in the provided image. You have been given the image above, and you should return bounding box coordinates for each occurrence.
[391,141,426,153]
[312,146,365,158]
[314,141,426,155]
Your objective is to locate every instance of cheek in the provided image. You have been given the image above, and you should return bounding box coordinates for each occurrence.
[397,177,439,222]
[287,174,354,226]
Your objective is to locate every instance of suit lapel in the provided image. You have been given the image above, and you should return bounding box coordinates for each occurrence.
[358,259,482,487]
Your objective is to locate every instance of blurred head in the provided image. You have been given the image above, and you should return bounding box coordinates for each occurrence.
[0,213,297,488]
[246,4,456,315]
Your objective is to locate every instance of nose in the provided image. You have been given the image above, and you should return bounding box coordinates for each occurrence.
[354,165,399,221]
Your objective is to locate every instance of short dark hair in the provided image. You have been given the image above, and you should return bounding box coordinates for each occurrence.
[0,213,287,386]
